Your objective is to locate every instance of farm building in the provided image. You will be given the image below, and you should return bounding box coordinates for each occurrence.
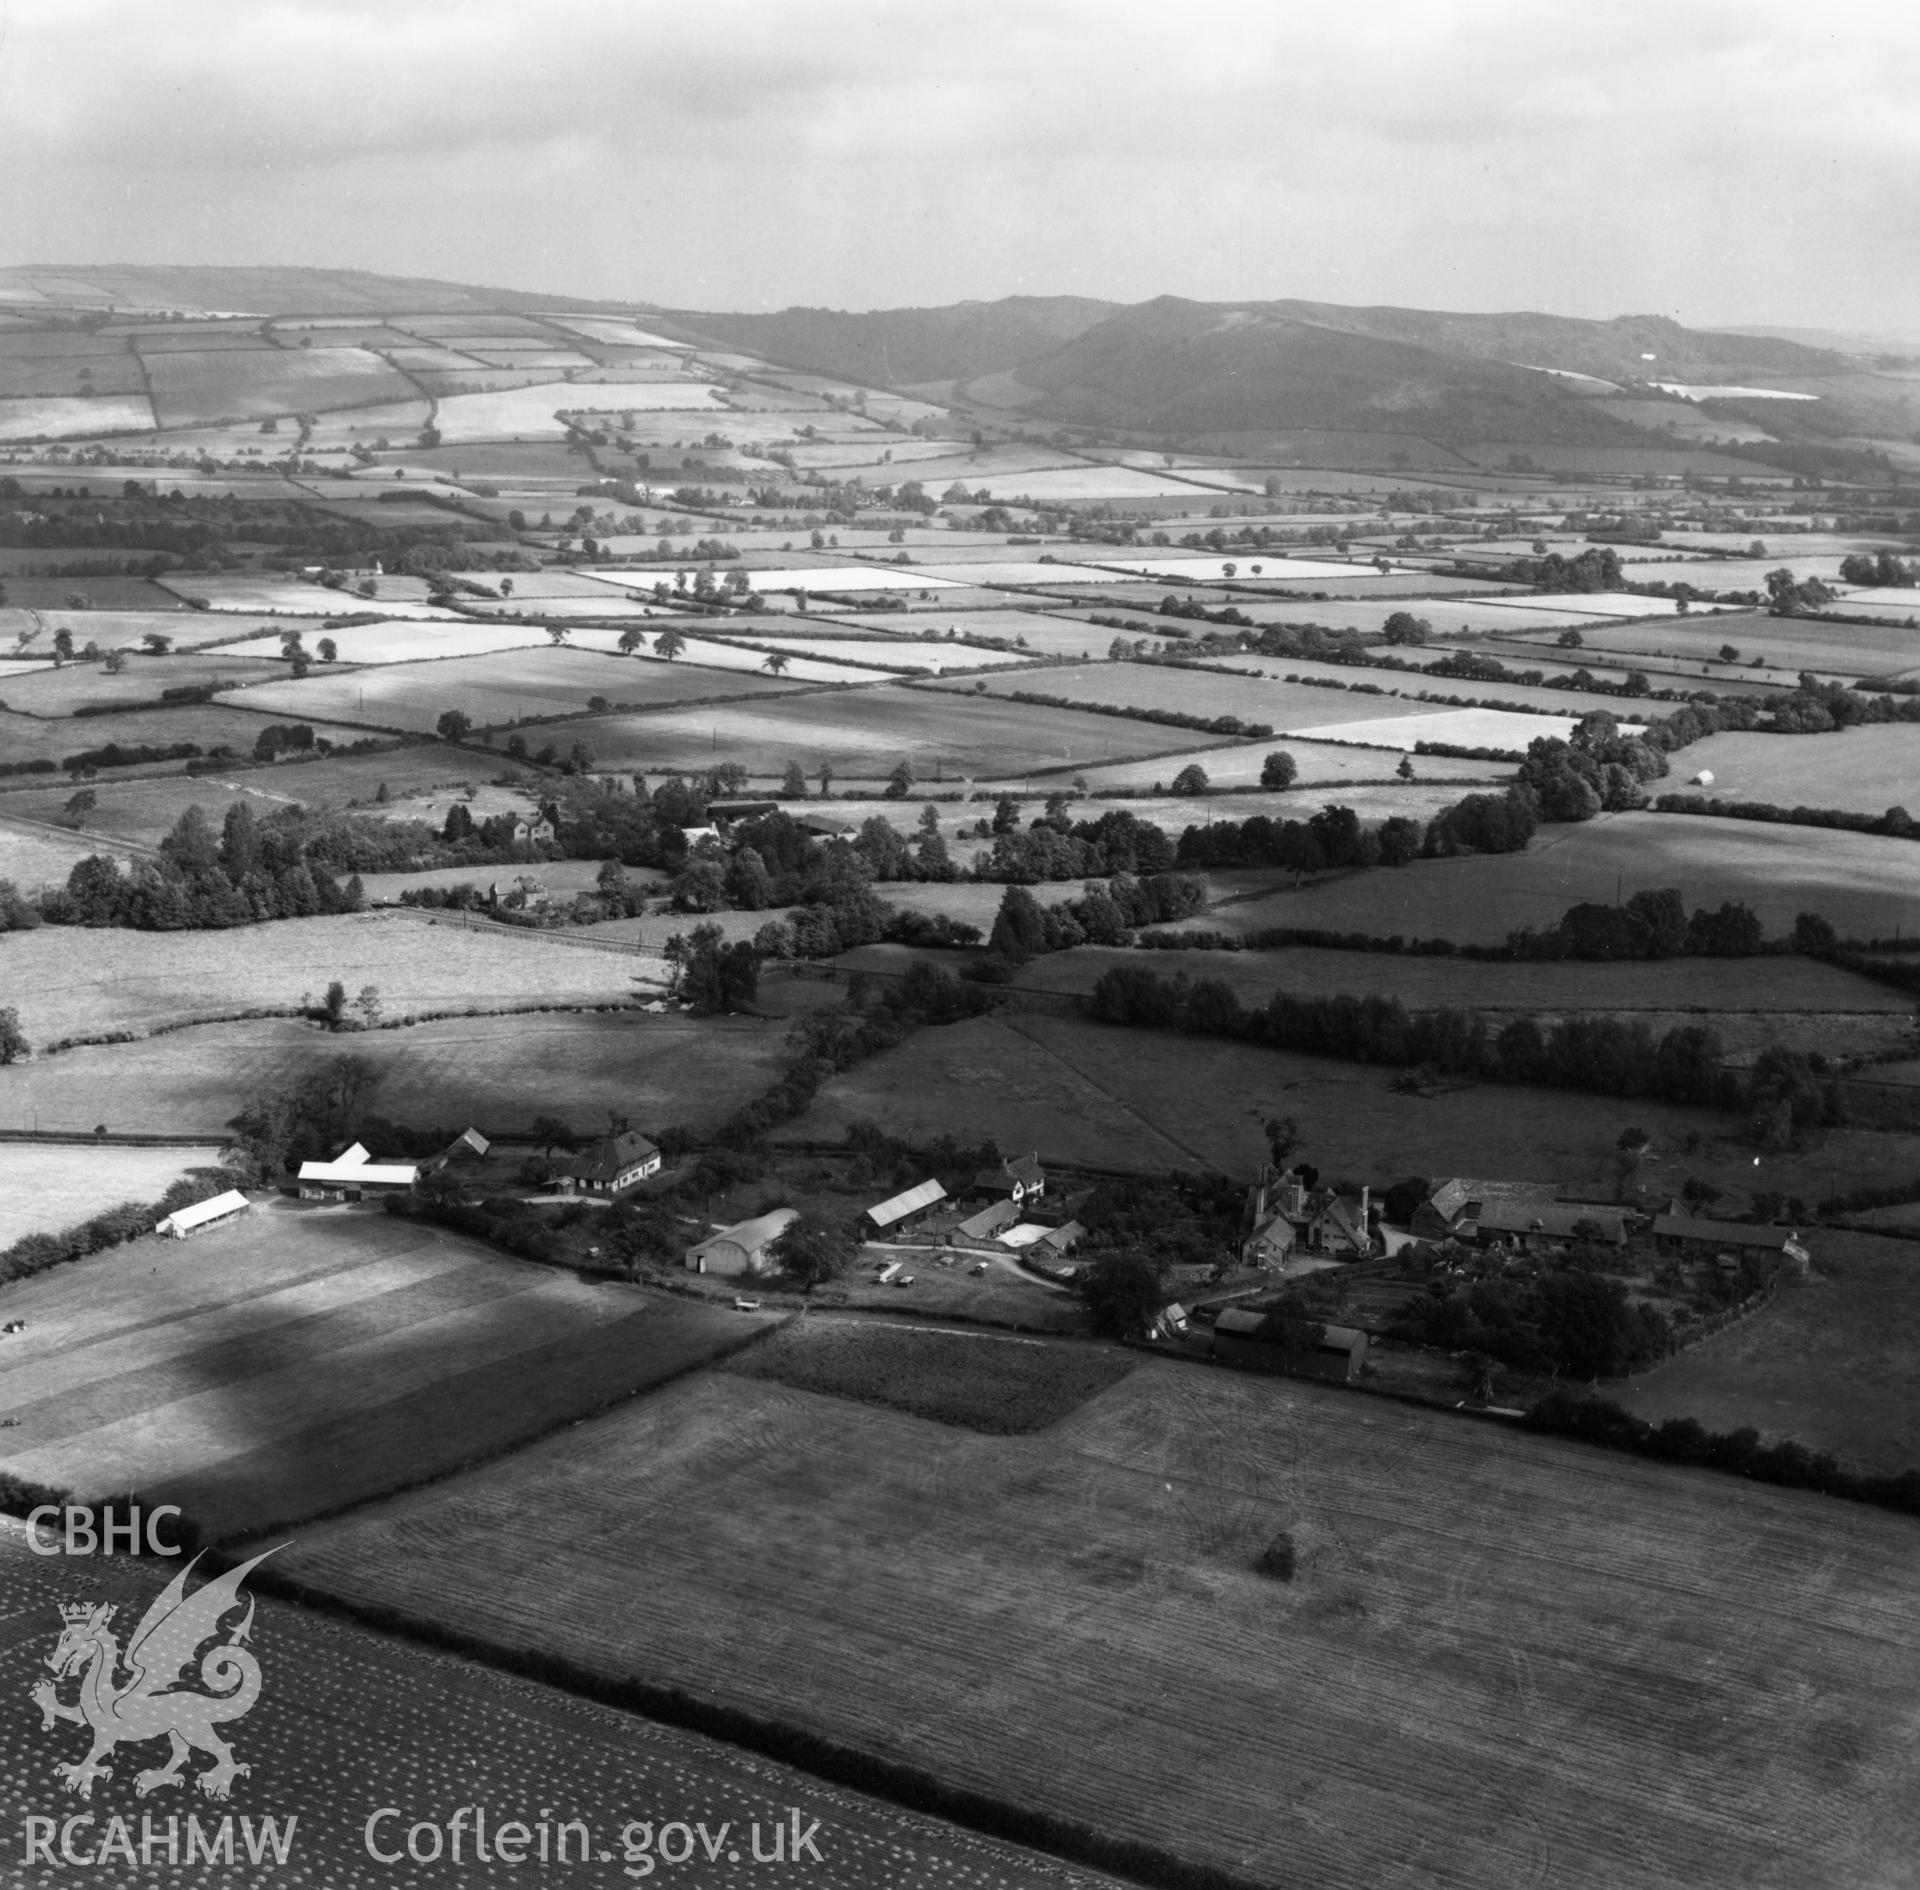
[1650,1213,1809,1267]
[422,1127,491,1174]
[707,798,782,825]
[971,1152,1045,1207]
[1255,1170,1373,1257]
[958,1199,1018,1241]
[1410,1177,1559,1242]
[684,1208,799,1276]
[792,812,853,839]
[1211,1310,1368,1384]
[865,1178,947,1233]
[1474,1201,1630,1248]
[155,1189,251,1239]
[1032,1219,1083,1258]
[555,1123,661,1196]
[297,1144,419,1201]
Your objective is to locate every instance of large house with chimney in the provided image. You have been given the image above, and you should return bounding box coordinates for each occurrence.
[1241,1168,1373,1267]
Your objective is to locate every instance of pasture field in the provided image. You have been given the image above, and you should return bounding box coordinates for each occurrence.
[1220,651,1661,715]
[722,1321,1134,1432]
[0,1143,222,1246]
[1619,1228,1920,1478]
[908,559,1127,587]
[0,351,147,397]
[155,572,464,616]
[566,632,899,684]
[1228,595,1608,637]
[0,393,155,439]
[3,909,650,1046]
[782,1011,1787,1192]
[0,700,373,766]
[1494,590,1731,620]
[595,564,967,599]
[0,652,284,713]
[1668,726,1920,817]
[1010,941,1910,1019]
[718,634,1035,673]
[1183,813,1920,945]
[848,608,1181,659]
[964,660,1462,733]
[218,616,551,662]
[1287,705,1598,750]
[461,591,663,618]
[233,644,800,733]
[435,382,727,440]
[549,314,691,348]
[558,684,1222,779]
[0,1009,786,1140]
[143,347,414,426]
[0,817,139,892]
[0,1537,1107,1890]
[295,397,436,448]
[1499,609,1920,680]
[1095,553,1364,582]
[0,574,189,612]
[1065,733,1502,790]
[279,1362,1920,1890]
[0,747,469,847]
[0,1203,780,1540]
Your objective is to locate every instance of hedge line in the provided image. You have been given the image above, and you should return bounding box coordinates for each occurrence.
[0,1168,249,1286]
[1655,792,1919,842]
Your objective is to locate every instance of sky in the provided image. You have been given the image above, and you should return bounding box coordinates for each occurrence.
[1,0,1917,332]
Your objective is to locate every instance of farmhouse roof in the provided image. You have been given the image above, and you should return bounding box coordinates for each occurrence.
[565,1127,659,1184]
[958,1199,1017,1241]
[1035,1220,1084,1253]
[1424,1176,1558,1224]
[1476,1201,1629,1243]
[972,1153,1044,1196]
[1215,1308,1266,1336]
[333,1142,370,1168]
[867,1178,947,1228]
[1650,1214,1801,1251]
[793,812,852,837]
[157,1189,250,1234]
[299,1157,419,1187]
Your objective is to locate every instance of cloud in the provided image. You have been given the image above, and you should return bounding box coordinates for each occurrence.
[0,0,1914,328]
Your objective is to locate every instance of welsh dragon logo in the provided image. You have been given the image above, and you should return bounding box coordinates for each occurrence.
[29,1548,280,1801]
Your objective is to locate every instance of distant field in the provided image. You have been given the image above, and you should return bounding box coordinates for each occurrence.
[0,1143,221,1245]
[1067,733,1502,790]
[1670,726,1920,817]
[433,382,724,441]
[1289,705,1596,750]
[4,909,649,1045]
[559,683,1219,779]
[843,608,1182,660]
[0,700,372,766]
[143,347,413,426]
[0,652,283,713]
[965,661,1462,734]
[280,1362,1920,1890]
[0,1009,786,1140]
[0,818,138,893]
[155,572,463,617]
[0,394,155,440]
[1180,813,1920,945]
[1620,1230,1920,1477]
[1230,596,1613,637]
[232,644,799,733]
[0,1204,776,1539]
[1501,609,1920,679]
[218,617,548,663]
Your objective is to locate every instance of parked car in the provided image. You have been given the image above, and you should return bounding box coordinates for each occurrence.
[732,1296,761,1312]
[895,1275,915,1287]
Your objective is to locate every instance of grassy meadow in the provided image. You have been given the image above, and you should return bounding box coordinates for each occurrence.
[0,1143,223,1245]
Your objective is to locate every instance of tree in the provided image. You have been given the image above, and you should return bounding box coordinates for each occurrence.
[352,985,382,1030]
[781,758,808,800]
[1259,750,1298,790]
[530,1114,578,1161]
[1382,611,1431,646]
[885,758,915,799]
[103,649,128,674]
[1078,1250,1166,1337]
[818,761,835,798]
[64,788,97,825]
[618,626,648,655]
[546,624,570,646]
[436,709,473,744]
[142,632,172,655]
[763,650,790,676]
[1556,629,1583,650]
[1170,764,1210,796]
[317,638,338,663]
[321,981,347,1030]
[654,628,686,661]
[1396,753,1415,781]
[52,628,73,667]
[987,884,1048,963]
[770,1213,853,1294]
[0,1006,27,1066]
[1264,1115,1301,1167]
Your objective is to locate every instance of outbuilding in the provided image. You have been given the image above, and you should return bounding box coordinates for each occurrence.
[155,1189,251,1239]
[1211,1310,1368,1384]
[865,1178,947,1234]
[684,1208,799,1276]
[298,1144,419,1201]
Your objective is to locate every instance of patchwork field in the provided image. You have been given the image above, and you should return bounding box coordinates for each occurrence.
[0,1142,222,1245]
[1498,609,1920,680]
[277,1362,1920,1890]
[0,652,285,713]
[0,700,374,766]
[1620,1229,1920,1478]
[1184,813,1920,945]
[2,909,650,1046]
[0,1204,779,1539]
[558,684,1221,779]
[233,644,800,733]
[143,347,414,426]
[1667,726,1920,817]
[1289,705,1594,750]
[217,617,550,663]
[0,1009,786,1140]
[1065,733,1502,791]
[0,393,155,439]
[156,572,464,617]
[0,817,140,892]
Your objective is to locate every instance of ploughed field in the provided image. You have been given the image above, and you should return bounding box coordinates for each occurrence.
[275,1362,1920,1890]
[0,1203,779,1541]
[0,1534,1112,1890]
[0,1008,784,1140]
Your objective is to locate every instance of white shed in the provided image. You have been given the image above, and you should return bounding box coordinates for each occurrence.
[155,1190,251,1239]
